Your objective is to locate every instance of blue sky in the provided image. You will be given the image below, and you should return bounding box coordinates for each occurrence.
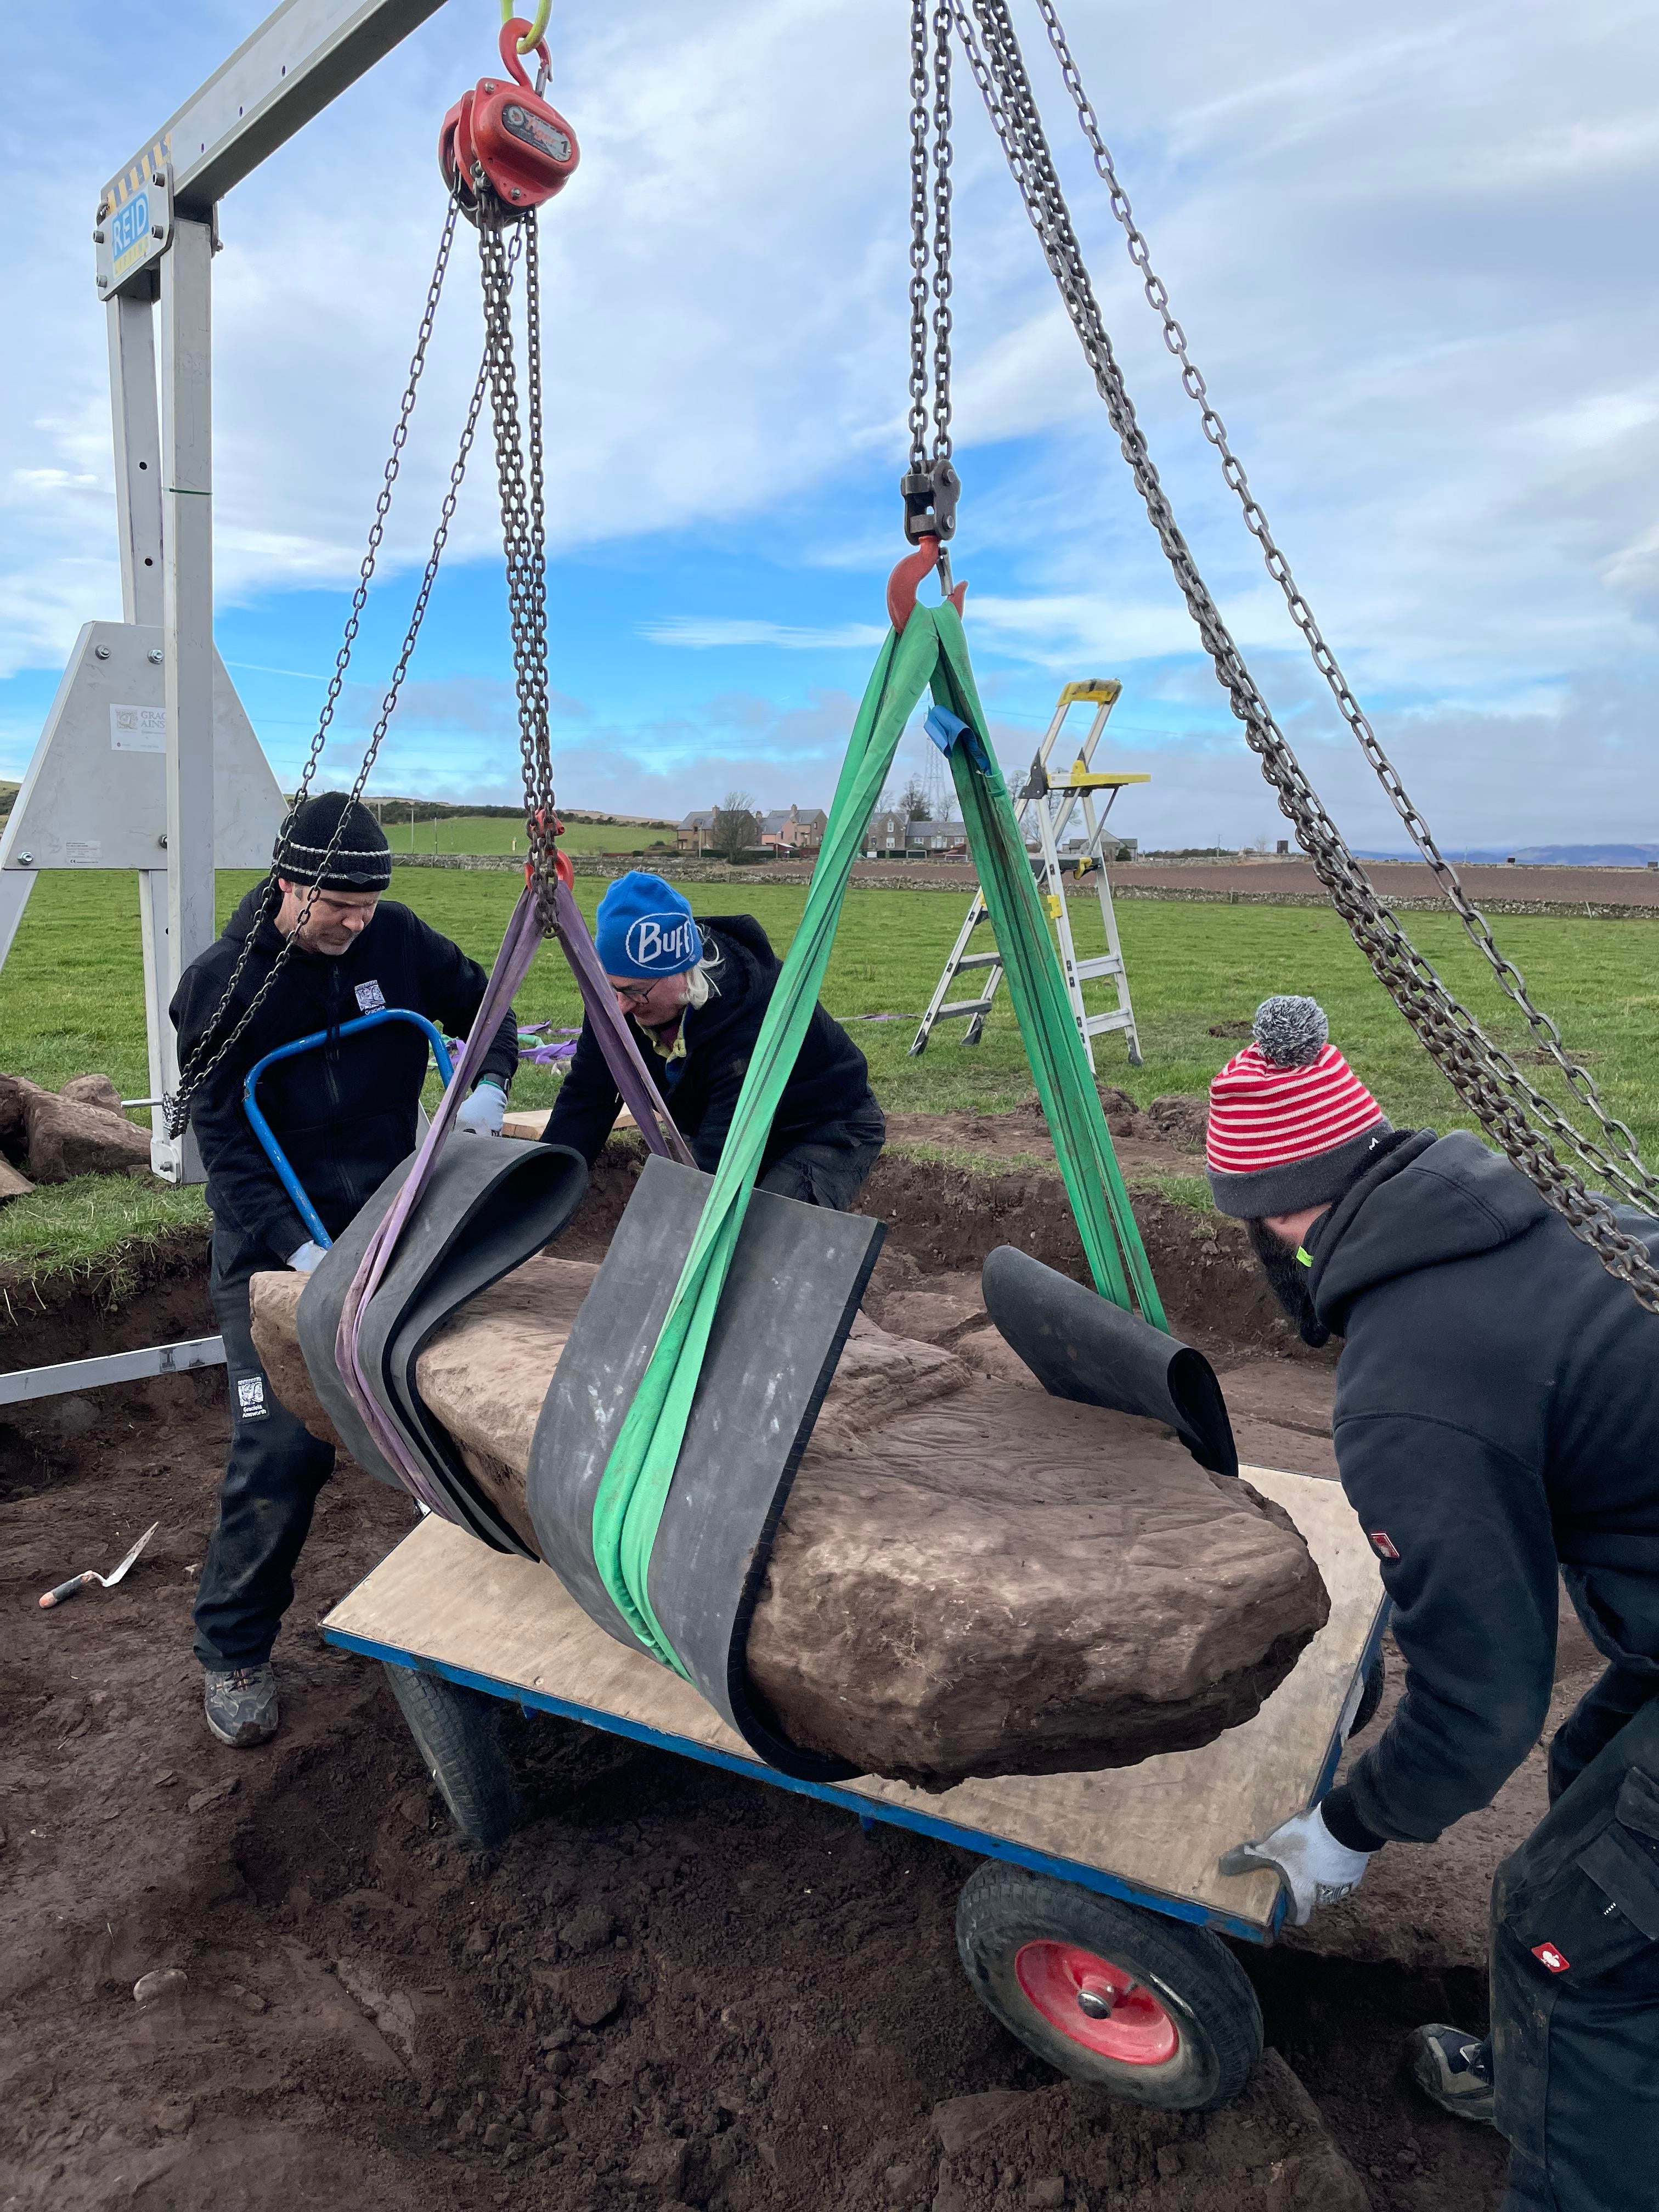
[4,1,1657,846]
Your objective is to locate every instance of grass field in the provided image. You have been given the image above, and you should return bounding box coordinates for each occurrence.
[0,868,1654,1277]
[379,815,676,857]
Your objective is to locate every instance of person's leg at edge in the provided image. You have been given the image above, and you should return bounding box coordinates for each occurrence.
[193,1235,335,1745]
[1489,1695,1659,2210]
[756,1094,885,1212]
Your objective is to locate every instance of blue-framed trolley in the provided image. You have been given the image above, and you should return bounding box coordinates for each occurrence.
[323,1467,1388,2112]
[242,1007,456,1248]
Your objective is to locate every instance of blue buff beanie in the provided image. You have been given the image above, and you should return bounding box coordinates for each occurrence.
[595,872,704,979]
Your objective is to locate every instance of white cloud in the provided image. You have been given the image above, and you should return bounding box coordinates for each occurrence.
[1,0,1655,858]
[639,617,889,651]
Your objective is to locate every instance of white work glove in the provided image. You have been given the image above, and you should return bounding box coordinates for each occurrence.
[287,1240,326,1274]
[1220,1805,1373,1927]
[454,1078,507,1136]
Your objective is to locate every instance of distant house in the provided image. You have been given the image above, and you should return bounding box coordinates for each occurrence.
[759,803,827,857]
[1062,834,1138,860]
[864,810,967,859]
[676,802,762,855]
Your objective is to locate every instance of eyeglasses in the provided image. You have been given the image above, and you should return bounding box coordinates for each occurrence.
[611,979,661,1007]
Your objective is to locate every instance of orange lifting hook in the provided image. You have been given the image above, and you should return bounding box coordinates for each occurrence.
[886,535,968,635]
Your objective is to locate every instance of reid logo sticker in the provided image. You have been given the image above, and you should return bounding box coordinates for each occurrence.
[1369,1531,1400,1562]
[1532,1942,1571,1974]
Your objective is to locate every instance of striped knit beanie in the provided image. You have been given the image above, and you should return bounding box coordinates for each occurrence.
[273,792,392,893]
[1206,996,1389,1219]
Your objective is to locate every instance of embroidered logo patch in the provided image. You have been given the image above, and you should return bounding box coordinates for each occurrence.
[236,1376,268,1421]
[1532,1942,1571,1974]
[624,914,698,972]
[354,979,387,1013]
[1368,1530,1400,1562]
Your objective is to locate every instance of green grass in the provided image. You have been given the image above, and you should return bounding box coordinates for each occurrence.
[380,814,676,857]
[0,1178,208,1301]
[0,867,1654,1278]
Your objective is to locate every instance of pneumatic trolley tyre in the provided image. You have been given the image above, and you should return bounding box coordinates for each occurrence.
[956,1864,1262,2111]
[382,1664,518,1848]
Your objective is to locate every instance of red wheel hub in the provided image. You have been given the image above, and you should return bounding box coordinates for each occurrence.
[1014,1940,1179,2066]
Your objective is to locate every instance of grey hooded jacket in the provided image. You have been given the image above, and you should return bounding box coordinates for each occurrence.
[1310,1131,1659,1849]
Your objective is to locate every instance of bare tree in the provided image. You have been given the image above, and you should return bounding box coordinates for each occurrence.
[710,789,759,862]
[898,777,930,822]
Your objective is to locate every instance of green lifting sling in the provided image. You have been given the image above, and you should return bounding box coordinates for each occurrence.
[589,599,1165,1674]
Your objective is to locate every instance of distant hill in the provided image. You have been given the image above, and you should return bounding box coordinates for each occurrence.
[347,797,675,829]
[1359,844,1659,869]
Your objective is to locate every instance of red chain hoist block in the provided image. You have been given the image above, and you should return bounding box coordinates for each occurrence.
[439,18,579,222]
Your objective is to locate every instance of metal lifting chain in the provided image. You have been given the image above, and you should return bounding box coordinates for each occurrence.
[1030,0,1659,1217]
[477,209,562,929]
[952,0,1659,1312]
[167,202,498,1137]
[901,1,961,550]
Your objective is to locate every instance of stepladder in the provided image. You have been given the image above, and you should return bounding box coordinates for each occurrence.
[910,680,1147,1069]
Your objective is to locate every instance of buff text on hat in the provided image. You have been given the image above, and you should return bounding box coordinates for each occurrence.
[1205,995,1390,1220]
[594,872,704,980]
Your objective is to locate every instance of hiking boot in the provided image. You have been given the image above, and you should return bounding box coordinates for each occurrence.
[1408,2023,1496,2124]
[204,1663,279,1748]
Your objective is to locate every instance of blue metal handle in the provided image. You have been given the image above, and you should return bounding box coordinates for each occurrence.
[243,1009,458,1251]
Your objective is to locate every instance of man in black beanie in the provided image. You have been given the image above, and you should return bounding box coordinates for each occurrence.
[170,793,519,1750]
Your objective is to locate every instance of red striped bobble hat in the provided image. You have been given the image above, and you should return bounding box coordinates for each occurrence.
[1205,996,1390,1220]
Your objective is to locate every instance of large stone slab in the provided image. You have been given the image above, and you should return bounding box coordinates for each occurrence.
[249,1256,1329,1786]
[747,1387,1327,1785]
[19,1088,153,1182]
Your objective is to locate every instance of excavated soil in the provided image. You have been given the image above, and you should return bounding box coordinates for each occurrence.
[1,1141,1548,2210]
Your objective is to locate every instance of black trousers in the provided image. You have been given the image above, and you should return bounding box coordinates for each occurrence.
[1493,1671,1659,2210]
[193,1234,336,1671]
[756,1092,885,1213]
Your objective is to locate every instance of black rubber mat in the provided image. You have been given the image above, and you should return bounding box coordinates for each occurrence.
[297,1136,588,1553]
[981,1243,1238,1479]
[527,1154,883,1781]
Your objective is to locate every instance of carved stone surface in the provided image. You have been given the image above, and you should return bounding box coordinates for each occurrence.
[249,1255,1329,1786]
[747,1385,1328,1786]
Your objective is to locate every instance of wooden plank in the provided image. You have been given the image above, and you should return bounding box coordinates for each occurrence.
[324,1467,1381,1933]
[502,1103,637,1141]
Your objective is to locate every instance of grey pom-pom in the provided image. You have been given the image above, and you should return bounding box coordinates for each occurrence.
[1252,995,1329,1068]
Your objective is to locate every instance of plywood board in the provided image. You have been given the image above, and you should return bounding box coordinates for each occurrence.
[325,1466,1383,1934]
[502,1103,637,1140]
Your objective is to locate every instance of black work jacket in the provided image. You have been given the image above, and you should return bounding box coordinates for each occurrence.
[1313,1131,1659,1847]
[170,887,517,1268]
[540,913,874,1175]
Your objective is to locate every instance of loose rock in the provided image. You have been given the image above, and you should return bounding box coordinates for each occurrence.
[931,2091,1030,2157]
[59,1073,124,1113]
[133,1967,188,2005]
[20,1088,153,1183]
[560,1961,624,2028]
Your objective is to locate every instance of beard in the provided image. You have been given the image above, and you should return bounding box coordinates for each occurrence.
[1246,1218,1331,1350]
